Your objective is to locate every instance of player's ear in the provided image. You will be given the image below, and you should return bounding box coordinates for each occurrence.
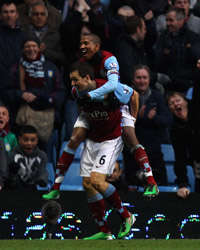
[85,74,91,81]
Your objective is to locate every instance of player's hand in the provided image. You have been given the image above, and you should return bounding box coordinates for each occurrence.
[177,187,190,199]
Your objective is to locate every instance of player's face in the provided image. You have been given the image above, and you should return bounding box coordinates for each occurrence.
[70,70,90,92]
[166,11,184,33]
[0,107,9,130]
[133,68,150,94]
[168,94,188,119]
[23,41,40,60]
[19,133,38,155]
[80,36,100,60]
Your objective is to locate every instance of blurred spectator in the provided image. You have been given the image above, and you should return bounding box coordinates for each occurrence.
[123,65,172,186]
[41,200,62,239]
[17,0,62,29]
[21,1,66,67]
[15,37,65,151]
[156,0,200,35]
[0,104,18,191]
[166,91,200,198]
[114,15,157,85]
[108,5,135,53]
[132,0,169,18]
[154,7,200,93]
[0,0,27,121]
[8,125,48,190]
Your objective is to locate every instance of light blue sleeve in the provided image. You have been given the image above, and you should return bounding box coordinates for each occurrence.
[88,56,119,100]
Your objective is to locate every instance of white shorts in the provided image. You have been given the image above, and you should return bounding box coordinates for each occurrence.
[121,105,136,128]
[80,137,123,177]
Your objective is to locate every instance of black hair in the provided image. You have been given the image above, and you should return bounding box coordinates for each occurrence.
[166,6,186,20]
[81,33,101,46]
[0,0,16,11]
[70,61,95,80]
[18,125,38,137]
[125,15,144,35]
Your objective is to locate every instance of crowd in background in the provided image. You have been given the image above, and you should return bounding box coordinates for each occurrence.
[0,0,200,199]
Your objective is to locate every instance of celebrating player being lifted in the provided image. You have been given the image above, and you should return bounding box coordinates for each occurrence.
[43,33,159,201]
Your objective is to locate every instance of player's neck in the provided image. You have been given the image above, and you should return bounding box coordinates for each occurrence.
[88,80,97,90]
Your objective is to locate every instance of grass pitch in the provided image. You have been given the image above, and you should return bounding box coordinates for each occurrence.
[0,239,199,250]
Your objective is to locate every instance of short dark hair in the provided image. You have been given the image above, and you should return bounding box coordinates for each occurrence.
[167,7,186,20]
[70,61,95,79]
[125,15,144,35]
[133,64,151,79]
[81,33,101,46]
[166,91,187,104]
[18,125,38,137]
[0,0,16,11]
[42,201,62,224]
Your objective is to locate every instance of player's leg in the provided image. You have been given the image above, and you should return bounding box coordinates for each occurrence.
[121,105,159,198]
[80,140,113,240]
[89,137,135,239]
[42,114,88,200]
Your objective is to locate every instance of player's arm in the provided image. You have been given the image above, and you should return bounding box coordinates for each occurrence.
[88,56,119,100]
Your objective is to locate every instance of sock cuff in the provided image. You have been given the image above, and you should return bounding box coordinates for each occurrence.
[88,193,104,203]
[130,144,145,154]
[103,184,116,198]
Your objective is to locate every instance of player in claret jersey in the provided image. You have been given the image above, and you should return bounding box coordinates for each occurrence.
[54,61,136,239]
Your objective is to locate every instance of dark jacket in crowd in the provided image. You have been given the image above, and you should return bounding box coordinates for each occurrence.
[135,89,172,152]
[8,145,48,188]
[154,25,200,92]
[0,23,26,111]
[170,102,198,188]
[114,35,148,84]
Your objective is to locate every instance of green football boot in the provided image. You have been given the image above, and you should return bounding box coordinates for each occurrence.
[83,232,114,240]
[143,184,159,199]
[118,213,136,239]
[42,190,60,200]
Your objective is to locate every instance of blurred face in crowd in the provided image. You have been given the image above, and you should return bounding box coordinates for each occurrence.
[133,68,150,94]
[0,107,9,130]
[174,0,190,17]
[30,4,48,28]
[167,93,188,120]
[23,41,40,60]
[70,70,93,92]
[80,35,100,60]
[19,133,38,154]
[166,10,185,33]
[1,3,18,28]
